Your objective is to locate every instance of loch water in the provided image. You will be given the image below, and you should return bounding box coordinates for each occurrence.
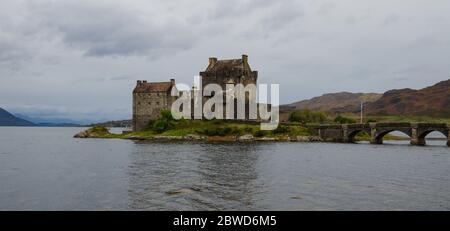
[0,127,449,210]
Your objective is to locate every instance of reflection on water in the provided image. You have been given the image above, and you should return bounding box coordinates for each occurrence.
[127,143,260,210]
[0,127,449,210]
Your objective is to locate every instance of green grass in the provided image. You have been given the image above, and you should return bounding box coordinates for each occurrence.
[362,115,450,124]
[84,110,449,141]
[84,120,314,139]
[353,132,406,141]
[318,113,450,124]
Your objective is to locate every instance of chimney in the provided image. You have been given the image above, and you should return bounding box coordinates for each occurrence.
[209,57,217,66]
[170,78,175,86]
[242,54,248,65]
[137,80,142,84]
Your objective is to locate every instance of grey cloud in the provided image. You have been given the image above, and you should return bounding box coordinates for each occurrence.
[210,0,277,20]
[31,1,197,58]
[0,40,32,68]
[235,0,305,41]
[110,74,135,81]
[260,2,303,30]
[381,14,399,27]
[1,0,450,121]
[316,1,336,15]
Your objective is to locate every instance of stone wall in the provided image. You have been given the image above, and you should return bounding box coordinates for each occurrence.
[132,92,176,131]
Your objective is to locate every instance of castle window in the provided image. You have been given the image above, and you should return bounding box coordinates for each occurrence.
[148,102,151,105]
[156,102,160,105]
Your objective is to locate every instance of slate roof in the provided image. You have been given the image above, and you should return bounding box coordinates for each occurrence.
[133,81,173,93]
[205,58,251,72]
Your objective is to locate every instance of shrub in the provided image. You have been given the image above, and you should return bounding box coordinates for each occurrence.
[151,110,176,133]
[289,109,327,124]
[231,127,243,135]
[91,126,109,134]
[254,130,268,137]
[197,126,244,136]
[334,115,356,124]
[160,109,174,121]
[152,120,174,133]
[272,125,290,134]
[243,127,253,133]
[211,119,224,125]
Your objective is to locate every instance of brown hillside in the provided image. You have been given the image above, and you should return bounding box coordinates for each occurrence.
[365,79,450,117]
[284,92,382,113]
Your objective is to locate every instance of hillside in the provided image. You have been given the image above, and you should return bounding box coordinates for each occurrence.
[89,119,131,127]
[365,79,450,117]
[0,108,35,126]
[284,92,382,113]
[282,78,450,119]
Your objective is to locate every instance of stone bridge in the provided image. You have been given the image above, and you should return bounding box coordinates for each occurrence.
[308,123,450,146]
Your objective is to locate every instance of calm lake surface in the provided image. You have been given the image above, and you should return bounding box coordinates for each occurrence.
[0,127,449,210]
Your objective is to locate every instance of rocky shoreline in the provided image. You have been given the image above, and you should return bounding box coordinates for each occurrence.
[73,127,323,142]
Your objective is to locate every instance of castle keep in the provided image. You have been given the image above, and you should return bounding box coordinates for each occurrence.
[132,55,258,131]
[200,54,257,96]
[132,79,177,131]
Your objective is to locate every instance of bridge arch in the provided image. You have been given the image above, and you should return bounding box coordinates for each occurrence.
[415,129,449,146]
[311,123,449,146]
[418,129,448,139]
[371,129,411,144]
[347,129,370,143]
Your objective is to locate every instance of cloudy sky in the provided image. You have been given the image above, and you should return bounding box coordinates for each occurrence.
[1,0,449,123]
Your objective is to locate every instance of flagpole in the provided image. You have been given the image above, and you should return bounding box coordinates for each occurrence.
[360,101,363,124]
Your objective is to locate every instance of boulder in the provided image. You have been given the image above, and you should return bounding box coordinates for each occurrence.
[207,136,237,142]
[255,137,276,141]
[295,136,310,142]
[73,126,109,138]
[153,135,184,140]
[238,134,254,141]
[276,136,291,141]
[308,136,322,142]
[184,134,205,140]
[73,130,88,138]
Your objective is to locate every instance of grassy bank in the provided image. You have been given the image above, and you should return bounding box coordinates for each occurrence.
[359,115,450,124]
[76,119,313,140]
[287,109,450,124]
[76,110,425,141]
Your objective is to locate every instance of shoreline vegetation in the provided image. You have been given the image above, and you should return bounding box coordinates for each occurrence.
[74,110,407,142]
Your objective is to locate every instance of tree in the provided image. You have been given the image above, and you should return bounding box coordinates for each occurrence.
[152,110,176,133]
[334,115,356,124]
[289,109,328,124]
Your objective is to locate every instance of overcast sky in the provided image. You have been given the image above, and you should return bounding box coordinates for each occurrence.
[1,0,449,122]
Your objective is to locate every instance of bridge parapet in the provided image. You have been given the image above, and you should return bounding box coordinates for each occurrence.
[306,122,449,146]
[413,122,446,127]
[371,122,411,127]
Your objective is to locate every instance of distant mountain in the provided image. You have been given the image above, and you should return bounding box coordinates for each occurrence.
[0,108,35,126]
[34,123,84,127]
[283,92,382,113]
[15,114,93,125]
[282,79,450,118]
[365,79,450,117]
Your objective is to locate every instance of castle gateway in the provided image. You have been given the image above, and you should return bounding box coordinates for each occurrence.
[132,55,258,132]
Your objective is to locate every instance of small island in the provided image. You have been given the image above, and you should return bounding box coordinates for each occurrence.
[74,110,405,143]
[74,111,320,142]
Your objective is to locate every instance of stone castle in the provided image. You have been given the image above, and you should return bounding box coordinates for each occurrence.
[132,54,258,131]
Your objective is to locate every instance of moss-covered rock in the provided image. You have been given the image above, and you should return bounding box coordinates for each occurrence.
[74,126,109,138]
